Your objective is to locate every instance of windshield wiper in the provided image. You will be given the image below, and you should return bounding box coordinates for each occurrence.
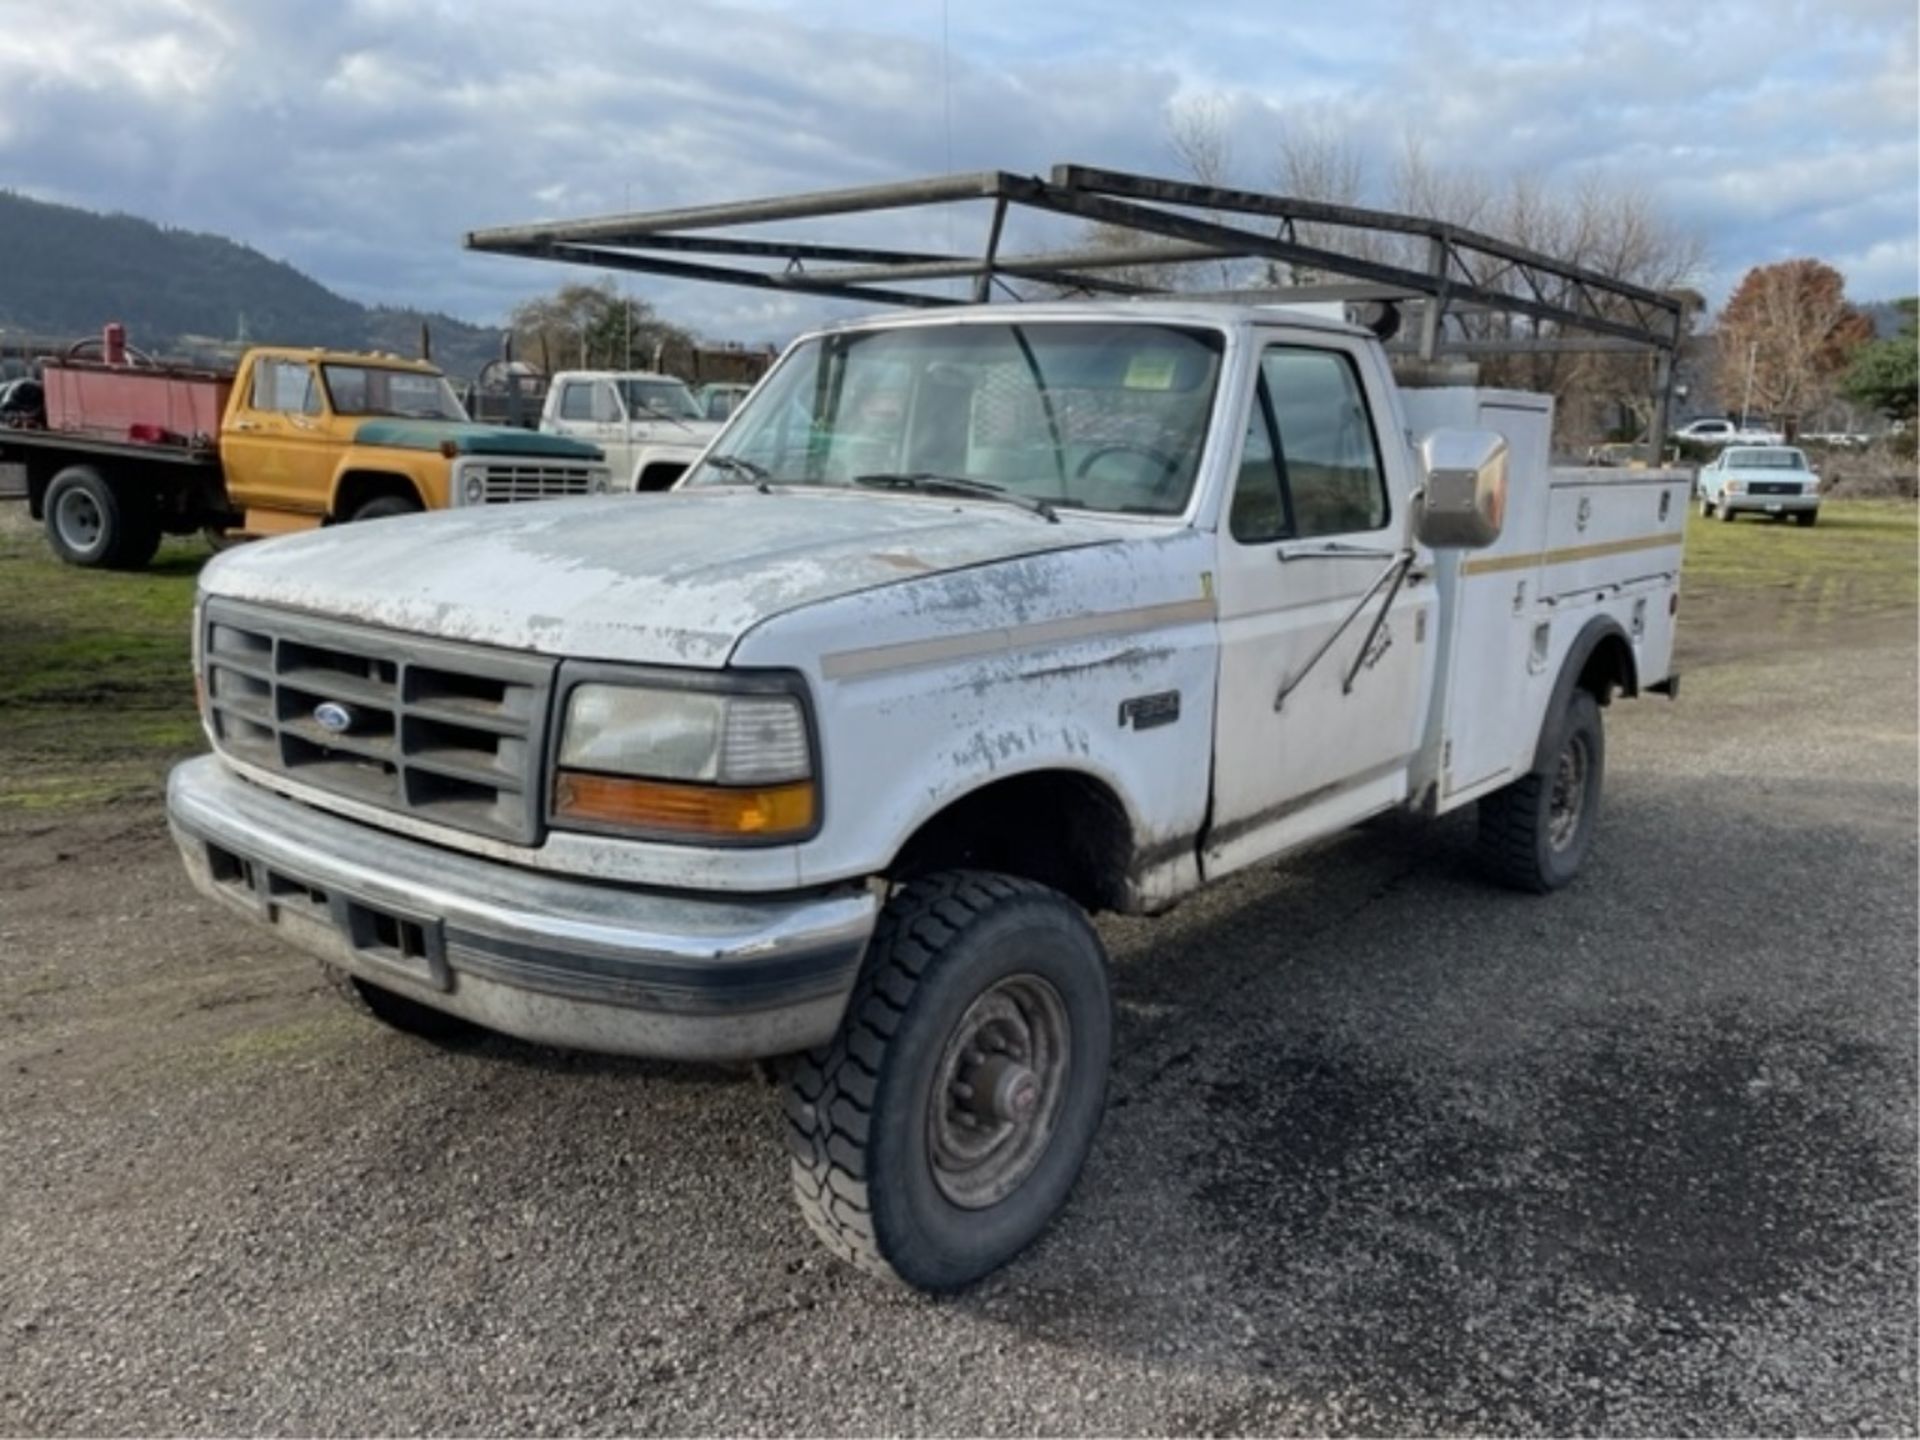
[852,472,1057,523]
[702,454,775,492]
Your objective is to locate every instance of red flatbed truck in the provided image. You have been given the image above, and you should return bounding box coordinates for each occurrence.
[0,327,610,569]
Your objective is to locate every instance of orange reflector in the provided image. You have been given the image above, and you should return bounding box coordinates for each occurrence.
[553,771,816,839]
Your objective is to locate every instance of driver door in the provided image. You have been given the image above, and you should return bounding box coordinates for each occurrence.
[1203,340,1437,878]
[220,358,335,516]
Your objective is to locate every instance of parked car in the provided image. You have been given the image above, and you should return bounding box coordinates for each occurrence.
[1671,417,1785,447]
[1697,445,1820,525]
[541,370,722,490]
[168,300,1688,1290]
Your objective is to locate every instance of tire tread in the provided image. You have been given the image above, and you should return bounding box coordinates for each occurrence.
[782,869,1039,1284]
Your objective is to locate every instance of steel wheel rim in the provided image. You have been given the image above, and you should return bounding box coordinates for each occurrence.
[55,487,102,552]
[1548,731,1590,851]
[928,973,1071,1210]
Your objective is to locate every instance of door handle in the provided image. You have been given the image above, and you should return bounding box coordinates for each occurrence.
[230,420,259,432]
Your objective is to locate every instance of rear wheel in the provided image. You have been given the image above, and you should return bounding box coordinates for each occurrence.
[321,964,483,1045]
[43,466,162,569]
[1698,495,1714,518]
[1478,689,1605,893]
[784,871,1113,1291]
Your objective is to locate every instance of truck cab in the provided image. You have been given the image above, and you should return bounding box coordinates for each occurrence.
[222,348,612,532]
[540,370,722,491]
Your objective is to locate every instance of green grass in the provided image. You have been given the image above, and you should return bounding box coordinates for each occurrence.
[1681,499,1919,617]
[0,515,209,812]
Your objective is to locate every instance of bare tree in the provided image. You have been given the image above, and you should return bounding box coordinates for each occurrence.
[1385,139,1703,443]
[1064,102,1705,446]
[1168,96,1234,189]
[1059,98,1246,294]
[1267,117,1382,282]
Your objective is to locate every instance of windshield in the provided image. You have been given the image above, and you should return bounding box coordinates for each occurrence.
[688,321,1226,516]
[323,365,467,421]
[1725,448,1805,469]
[616,378,705,420]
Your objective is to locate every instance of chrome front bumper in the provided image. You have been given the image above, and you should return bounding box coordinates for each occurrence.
[167,755,876,1060]
[1722,492,1818,514]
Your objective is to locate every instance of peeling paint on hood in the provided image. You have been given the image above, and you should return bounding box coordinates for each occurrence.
[200,489,1119,668]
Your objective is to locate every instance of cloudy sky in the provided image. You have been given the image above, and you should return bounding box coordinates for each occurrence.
[0,0,1913,341]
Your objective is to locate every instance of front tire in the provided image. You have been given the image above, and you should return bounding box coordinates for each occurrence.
[43,466,162,569]
[1718,502,1737,522]
[784,871,1113,1291]
[346,493,423,523]
[1795,509,1818,527]
[1477,689,1605,893]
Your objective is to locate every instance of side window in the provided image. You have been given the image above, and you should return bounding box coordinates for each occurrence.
[1261,348,1389,537]
[249,360,319,415]
[292,365,321,415]
[558,382,594,422]
[1228,379,1290,543]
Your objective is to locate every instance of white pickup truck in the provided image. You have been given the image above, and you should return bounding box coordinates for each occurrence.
[168,302,1686,1290]
[539,369,721,491]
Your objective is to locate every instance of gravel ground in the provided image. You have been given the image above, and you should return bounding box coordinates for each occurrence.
[1,601,1914,1434]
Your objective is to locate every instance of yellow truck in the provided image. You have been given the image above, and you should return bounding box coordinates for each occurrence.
[0,336,612,568]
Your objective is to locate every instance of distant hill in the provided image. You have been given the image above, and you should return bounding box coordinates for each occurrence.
[0,191,504,379]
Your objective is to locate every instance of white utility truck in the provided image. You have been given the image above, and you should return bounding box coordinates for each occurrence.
[170,169,1690,1290]
[539,369,721,491]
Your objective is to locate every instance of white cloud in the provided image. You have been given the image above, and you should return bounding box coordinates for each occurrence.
[0,0,1910,347]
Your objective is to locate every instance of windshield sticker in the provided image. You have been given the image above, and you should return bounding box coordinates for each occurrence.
[1123,354,1178,391]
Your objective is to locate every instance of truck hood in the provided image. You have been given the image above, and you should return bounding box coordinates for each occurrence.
[352,419,603,461]
[201,489,1119,668]
[625,418,722,445]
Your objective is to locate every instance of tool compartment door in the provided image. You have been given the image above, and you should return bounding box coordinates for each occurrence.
[1402,390,1553,803]
[1542,469,1689,683]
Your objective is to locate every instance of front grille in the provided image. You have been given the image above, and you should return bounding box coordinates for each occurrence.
[466,459,601,503]
[201,599,555,844]
[1747,481,1801,496]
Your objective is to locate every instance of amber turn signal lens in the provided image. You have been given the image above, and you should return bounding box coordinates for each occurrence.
[553,771,816,839]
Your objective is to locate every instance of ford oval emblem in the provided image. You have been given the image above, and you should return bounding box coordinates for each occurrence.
[313,701,355,734]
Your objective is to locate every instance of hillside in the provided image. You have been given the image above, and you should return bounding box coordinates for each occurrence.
[0,191,503,378]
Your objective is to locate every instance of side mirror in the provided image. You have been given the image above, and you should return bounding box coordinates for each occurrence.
[1414,428,1508,550]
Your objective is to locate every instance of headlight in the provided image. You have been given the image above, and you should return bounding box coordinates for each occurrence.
[461,471,485,504]
[552,682,816,842]
[1726,479,1743,493]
